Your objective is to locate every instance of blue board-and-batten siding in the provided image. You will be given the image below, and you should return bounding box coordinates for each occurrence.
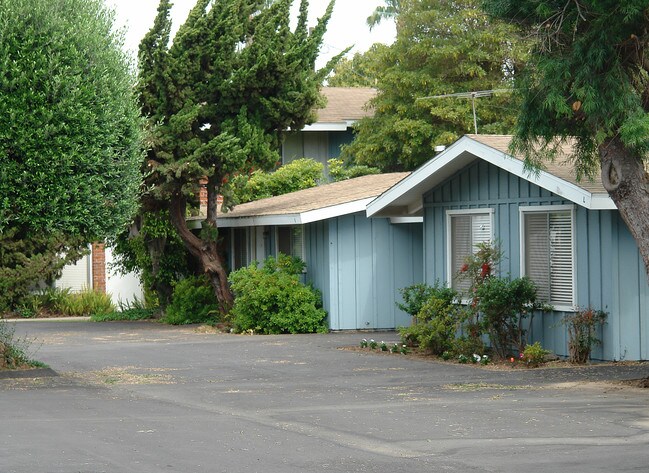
[422,158,648,360]
[309,213,422,330]
[260,216,422,331]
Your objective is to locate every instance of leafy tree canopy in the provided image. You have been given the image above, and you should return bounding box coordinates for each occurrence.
[0,0,143,239]
[483,0,649,176]
[483,0,649,279]
[327,45,387,88]
[0,0,143,310]
[342,0,528,171]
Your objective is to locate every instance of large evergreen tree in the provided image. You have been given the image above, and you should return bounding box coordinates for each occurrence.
[483,0,649,280]
[0,0,143,310]
[137,0,340,312]
[342,0,527,171]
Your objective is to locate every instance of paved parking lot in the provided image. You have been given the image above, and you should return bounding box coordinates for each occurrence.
[1,320,648,472]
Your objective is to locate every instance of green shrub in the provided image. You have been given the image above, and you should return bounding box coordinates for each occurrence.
[475,276,544,359]
[396,282,458,320]
[228,254,327,334]
[451,336,485,358]
[521,341,550,367]
[398,297,461,355]
[162,275,220,325]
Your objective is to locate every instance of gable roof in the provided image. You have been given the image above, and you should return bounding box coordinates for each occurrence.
[218,172,409,228]
[302,87,376,132]
[367,135,615,218]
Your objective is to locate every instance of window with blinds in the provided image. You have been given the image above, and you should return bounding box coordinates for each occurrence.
[448,211,492,293]
[522,208,574,308]
[277,226,305,261]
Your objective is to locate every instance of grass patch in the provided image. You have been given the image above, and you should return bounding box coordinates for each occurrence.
[91,308,156,322]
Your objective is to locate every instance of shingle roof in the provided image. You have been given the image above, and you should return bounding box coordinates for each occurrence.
[315,87,376,123]
[218,172,408,226]
[467,134,607,194]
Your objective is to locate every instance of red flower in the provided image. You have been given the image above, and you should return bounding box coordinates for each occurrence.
[480,263,491,278]
[460,263,469,273]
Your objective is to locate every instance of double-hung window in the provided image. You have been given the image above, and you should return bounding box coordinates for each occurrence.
[276,225,305,261]
[447,209,494,293]
[520,205,575,310]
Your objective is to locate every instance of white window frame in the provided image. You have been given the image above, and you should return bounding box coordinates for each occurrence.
[519,204,576,312]
[446,208,495,292]
[275,225,305,263]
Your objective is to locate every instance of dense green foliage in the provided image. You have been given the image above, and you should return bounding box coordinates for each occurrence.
[162,275,221,325]
[111,210,191,309]
[396,282,458,319]
[399,296,462,355]
[327,158,381,182]
[136,0,342,309]
[475,276,542,359]
[228,158,324,206]
[483,1,649,279]
[0,232,86,312]
[91,308,156,322]
[483,0,649,176]
[341,0,527,171]
[327,45,387,88]
[0,0,143,310]
[229,254,327,334]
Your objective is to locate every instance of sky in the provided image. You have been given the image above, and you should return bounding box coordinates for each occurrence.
[107,0,396,68]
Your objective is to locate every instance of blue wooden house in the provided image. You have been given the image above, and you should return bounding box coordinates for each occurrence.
[282,87,376,178]
[367,135,649,361]
[218,173,423,330]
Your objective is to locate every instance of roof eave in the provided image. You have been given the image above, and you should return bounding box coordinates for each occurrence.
[217,198,375,228]
[367,136,616,216]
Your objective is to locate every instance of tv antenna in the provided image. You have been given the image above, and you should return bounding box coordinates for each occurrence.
[416,89,510,134]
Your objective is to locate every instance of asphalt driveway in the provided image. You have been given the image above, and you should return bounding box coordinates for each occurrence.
[1,320,648,473]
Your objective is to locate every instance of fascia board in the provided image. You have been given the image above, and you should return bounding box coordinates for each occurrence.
[217,198,373,228]
[217,214,303,228]
[367,136,616,214]
[300,198,374,224]
[366,136,476,217]
[390,216,424,224]
[590,194,617,210]
[301,122,350,132]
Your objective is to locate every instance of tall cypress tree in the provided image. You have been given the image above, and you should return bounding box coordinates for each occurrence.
[137,0,340,312]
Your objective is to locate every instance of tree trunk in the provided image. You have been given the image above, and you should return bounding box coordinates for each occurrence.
[168,186,234,315]
[599,137,649,281]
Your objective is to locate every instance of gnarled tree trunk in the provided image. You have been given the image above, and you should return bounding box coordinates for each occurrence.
[600,137,649,281]
[168,179,233,314]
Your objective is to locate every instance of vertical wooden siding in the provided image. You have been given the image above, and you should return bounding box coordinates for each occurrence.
[317,213,422,330]
[422,158,648,360]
